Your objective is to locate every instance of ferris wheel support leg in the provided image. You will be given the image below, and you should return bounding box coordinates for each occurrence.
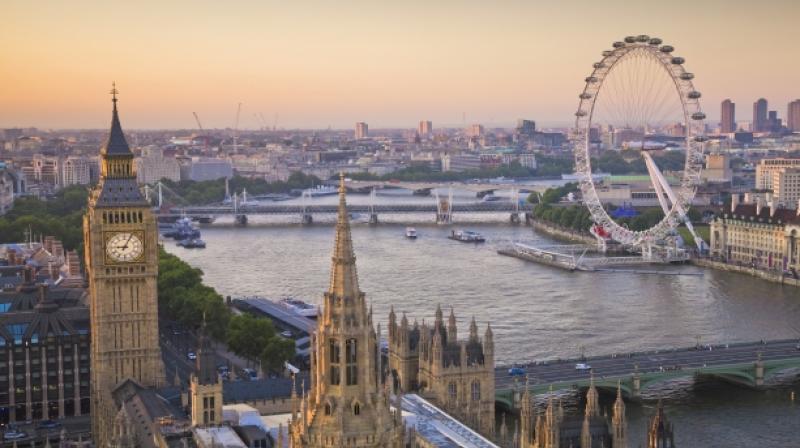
[643,153,671,216]
[642,152,705,251]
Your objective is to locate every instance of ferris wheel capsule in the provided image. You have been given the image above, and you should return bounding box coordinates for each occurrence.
[613,41,625,48]
[687,91,702,99]
[624,36,637,44]
[660,45,675,53]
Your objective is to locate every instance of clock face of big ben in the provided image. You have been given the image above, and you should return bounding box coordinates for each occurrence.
[106,232,144,263]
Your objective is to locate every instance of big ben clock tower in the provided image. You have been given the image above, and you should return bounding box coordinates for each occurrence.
[84,85,165,446]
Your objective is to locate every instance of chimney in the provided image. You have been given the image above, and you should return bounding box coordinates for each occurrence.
[756,197,763,216]
[731,193,739,213]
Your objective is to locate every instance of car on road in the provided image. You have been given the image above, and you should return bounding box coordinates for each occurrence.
[242,368,258,381]
[575,363,592,371]
[508,367,526,377]
[187,352,197,361]
[37,419,62,430]
[3,426,27,440]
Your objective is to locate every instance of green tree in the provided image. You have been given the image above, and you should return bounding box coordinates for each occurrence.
[260,337,296,374]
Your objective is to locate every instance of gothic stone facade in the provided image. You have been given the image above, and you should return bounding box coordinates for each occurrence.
[388,305,495,436]
[85,93,165,447]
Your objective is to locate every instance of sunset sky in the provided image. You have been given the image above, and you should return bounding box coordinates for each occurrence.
[1,0,798,130]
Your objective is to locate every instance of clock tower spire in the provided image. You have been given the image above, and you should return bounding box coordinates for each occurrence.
[84,85,165,447]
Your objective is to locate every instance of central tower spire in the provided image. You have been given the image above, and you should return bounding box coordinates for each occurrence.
[328,173,360,299]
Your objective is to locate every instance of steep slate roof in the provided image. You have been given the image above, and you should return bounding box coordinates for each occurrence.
[101,96,132,156]
[727,204,800,225]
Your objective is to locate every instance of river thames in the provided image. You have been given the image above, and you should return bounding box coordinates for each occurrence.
[164,193,799,446]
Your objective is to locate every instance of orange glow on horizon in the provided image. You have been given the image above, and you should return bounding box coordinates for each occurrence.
[1,0,798,129]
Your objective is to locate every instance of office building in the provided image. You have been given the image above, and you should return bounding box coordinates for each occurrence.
[180,158,233,181]
[753,98,768,132]
[418,120,433,137]
[355,122,369,139]
[62,156,92,186]
[466,124,484,138]
[755,158,800,190]
[787,99,800,132]
[135,147,181,184]
[770,168,800,209]
[721,99,736,134]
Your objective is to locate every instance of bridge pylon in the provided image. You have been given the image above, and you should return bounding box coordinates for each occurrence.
[435,188,453,224]
[755,353,764,387]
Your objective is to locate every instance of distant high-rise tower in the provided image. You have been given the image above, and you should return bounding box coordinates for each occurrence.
[355,122,369,139]
[787,100,800,132]
[753,98,768,132]
[517,119,536,137]
[720,99,736,133]
[418,120,433,137]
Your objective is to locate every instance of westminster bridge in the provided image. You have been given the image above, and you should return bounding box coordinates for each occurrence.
[493,338,800,411]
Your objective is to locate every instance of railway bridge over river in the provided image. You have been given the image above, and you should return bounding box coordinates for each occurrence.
[160,199,530,224]
[493,338,800,411]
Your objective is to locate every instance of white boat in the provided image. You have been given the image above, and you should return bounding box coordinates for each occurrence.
[405,227,418,239]
[304,185,339,197]
[279,297,319,318]
[449,229,485,243]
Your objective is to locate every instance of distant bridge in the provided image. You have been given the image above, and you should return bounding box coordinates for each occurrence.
[493,339,800,411]
[160,200,531,224]
[338,180,553,196]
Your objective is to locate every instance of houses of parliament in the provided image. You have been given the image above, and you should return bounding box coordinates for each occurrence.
[72,89,680,447]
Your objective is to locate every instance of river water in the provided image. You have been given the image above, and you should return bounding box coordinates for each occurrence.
[164,191,800,446]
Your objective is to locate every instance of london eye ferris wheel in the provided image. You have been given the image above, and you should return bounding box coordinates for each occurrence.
[572,35,707,250]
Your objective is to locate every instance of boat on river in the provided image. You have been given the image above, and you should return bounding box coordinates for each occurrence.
[279,297,319,318]
[405,227,418,239]
[448,229,485,243]
[176,238,206,249]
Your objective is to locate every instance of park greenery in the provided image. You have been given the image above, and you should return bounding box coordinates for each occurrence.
[158,249,296,371]
[0,184,88,251]
[160,171,322,205]
[530,182,706,239]
[1,187,295,373]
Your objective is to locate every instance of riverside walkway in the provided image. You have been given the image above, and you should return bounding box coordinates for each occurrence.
[494,338,800,410]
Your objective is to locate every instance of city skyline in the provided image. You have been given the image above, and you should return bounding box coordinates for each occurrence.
[1,0,799,129]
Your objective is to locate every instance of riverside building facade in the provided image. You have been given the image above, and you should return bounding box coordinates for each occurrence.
[709,195,800,271]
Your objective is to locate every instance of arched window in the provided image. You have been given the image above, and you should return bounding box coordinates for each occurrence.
[448,382,457,401]
[346,339,358,385]
[329,339,340,385]
[324,403,331,415]
[471,380,481,401]
[353,403,360,415]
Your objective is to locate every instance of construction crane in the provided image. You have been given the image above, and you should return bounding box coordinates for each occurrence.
[192,112,209,150]
[233,102,242,151]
